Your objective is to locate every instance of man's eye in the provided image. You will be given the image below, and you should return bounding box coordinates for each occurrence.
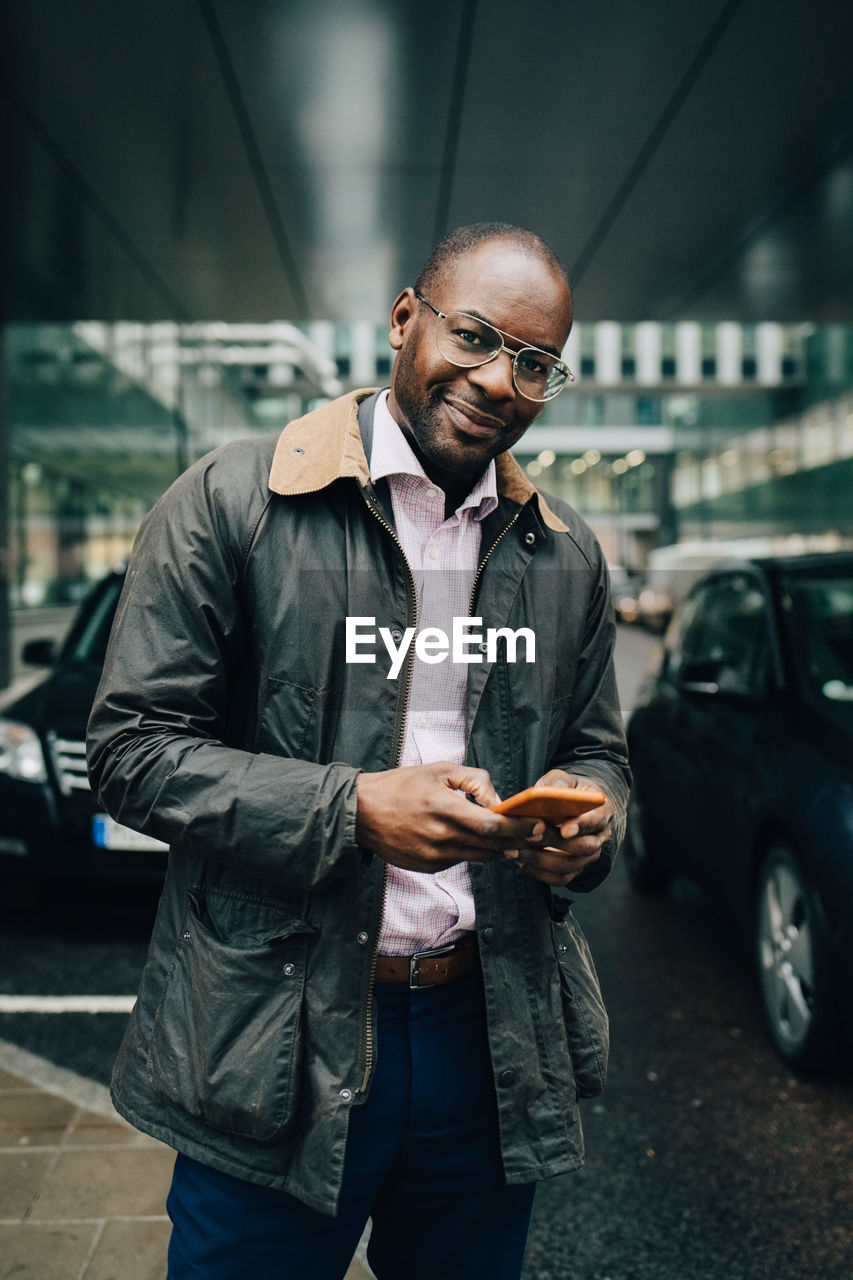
[517,351,548,376]
[453,327,486,347]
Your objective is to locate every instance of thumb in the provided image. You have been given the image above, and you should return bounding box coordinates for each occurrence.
[442,765,500,809]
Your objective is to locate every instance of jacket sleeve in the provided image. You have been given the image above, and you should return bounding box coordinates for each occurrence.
[86,449,363,892]
[548,530,631,893]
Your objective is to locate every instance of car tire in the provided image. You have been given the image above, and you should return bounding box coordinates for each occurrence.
[622,790,671,893]
[755,846,835,1073]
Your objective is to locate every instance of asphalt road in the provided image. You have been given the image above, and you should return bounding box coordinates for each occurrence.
[1,624,851,1278]
[525,627,853,1280]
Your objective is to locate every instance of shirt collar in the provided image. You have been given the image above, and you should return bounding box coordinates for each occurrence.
[370,390,499,521]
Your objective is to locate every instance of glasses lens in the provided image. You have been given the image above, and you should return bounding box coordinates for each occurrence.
[432,305,572,400]
[513,349,569,401]
[436,312,502,367]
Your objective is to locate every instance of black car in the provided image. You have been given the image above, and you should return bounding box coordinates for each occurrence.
[0,568,168,887]
[623,553,853,1073]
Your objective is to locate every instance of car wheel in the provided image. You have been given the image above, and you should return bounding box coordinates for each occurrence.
[755,846,835,1072]
[622,789,670,893]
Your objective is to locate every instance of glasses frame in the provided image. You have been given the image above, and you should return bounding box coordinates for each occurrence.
[414,292,574,402]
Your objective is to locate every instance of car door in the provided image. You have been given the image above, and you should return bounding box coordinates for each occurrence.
[664,571,777,892]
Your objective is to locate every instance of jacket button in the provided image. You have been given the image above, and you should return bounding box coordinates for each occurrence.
[357,932,369,945]
[283,963,296,976]
[390,628,403,643]
[481,926,494,945]
[524,531,536,547]
[499,1069,516,1087]
[339,1088,353,1102]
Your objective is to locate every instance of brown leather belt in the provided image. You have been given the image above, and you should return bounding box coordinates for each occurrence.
[374,934,479,989]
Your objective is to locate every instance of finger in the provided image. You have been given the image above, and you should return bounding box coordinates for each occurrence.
[515,843,602,874]
[520,865,584,886]
[557,817,611,841]
[512,844,597,882]
[447,798,545,848]
[535,769,579,788]
[524,819,573,845]
[535,770,605,794]
[519,851,600,883]
[535,830,610,860]
[443,764,501,808]
[460,820,544,852]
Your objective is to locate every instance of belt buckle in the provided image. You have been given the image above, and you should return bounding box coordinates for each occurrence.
[409,942,456,989]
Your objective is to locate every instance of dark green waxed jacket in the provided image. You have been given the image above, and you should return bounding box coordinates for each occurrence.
[86,389,631,1216]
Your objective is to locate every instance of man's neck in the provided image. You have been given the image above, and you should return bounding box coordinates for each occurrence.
[396,425,481,520]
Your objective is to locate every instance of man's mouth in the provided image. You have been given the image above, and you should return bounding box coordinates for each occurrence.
[443,394,508,436]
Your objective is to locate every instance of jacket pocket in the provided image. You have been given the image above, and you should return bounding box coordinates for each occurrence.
[258,674,329,761]
[148,891,313,1144]
[550,910,609,1098]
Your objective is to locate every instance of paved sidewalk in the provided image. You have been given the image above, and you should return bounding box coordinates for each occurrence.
[0,1040,372,1279]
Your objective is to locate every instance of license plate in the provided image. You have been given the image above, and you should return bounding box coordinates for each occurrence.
[92,814,168,853]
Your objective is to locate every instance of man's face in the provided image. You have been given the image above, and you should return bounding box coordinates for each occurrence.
[387,240,573,486]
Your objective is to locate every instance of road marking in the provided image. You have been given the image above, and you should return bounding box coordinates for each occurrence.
[0,1037,122,1120]
[0,995,135,1014]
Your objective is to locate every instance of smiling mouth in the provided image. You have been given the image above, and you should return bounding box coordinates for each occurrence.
[443,395,508,435]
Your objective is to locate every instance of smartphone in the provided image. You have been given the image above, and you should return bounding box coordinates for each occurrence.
[491,784,606,823]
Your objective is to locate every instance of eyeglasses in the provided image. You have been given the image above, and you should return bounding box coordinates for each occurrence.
[415,293,574,402]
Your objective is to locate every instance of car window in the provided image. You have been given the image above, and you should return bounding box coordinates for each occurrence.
[675,574,772,695]
[61,575,125,666]
[782,575,853,702]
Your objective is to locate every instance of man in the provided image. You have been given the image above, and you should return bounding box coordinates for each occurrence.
[87,222,630,1279]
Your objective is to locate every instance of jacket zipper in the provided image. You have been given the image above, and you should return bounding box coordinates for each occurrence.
[467,508,524,615]
[356,495,527,1092]
[358,491,418,1093]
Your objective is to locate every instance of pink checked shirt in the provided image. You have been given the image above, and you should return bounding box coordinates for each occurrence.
[370,391,499,955]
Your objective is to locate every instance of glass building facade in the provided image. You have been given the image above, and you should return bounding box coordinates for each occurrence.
[4,318,852,685]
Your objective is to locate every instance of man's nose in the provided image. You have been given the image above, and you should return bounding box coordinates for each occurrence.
[465,350,516,400]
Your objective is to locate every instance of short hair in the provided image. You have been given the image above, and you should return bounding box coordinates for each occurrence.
[414,222,571,298]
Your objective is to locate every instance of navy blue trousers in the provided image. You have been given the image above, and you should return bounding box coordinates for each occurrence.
[166,973,536,1279]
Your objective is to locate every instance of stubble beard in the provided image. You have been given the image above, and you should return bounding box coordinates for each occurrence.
[393,358,499,483]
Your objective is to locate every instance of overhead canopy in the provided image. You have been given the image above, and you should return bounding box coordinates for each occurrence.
[4,0,853,325]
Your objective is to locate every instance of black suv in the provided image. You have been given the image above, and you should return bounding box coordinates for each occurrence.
[0,569,168,886]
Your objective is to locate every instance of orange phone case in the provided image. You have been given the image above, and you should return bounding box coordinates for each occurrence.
[491,784,606,823]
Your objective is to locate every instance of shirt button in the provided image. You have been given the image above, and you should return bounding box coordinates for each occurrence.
[339,1088,353,1102]
[418,714,428,728]
[428,547,439,560]
[357,932,369,945]
[499,1070,516,1087]
[427,487,440,501]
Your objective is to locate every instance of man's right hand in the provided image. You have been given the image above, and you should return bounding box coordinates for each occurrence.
[355,761,545,874]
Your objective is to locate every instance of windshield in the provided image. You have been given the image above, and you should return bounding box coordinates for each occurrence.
[782,573,853,704]
[60,574,125,666]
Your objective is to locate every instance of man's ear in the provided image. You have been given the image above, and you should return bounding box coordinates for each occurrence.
[389,287,418,351]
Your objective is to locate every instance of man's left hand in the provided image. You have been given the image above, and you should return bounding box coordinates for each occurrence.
[504,770,614,886]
